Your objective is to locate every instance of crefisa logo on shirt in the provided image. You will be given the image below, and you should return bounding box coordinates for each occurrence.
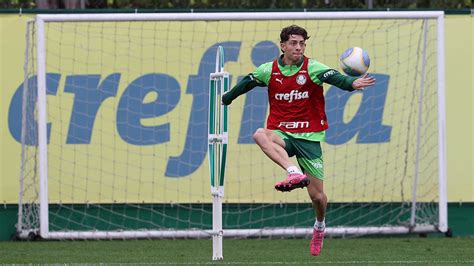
[296,74,306,85]
[274,90,309,103]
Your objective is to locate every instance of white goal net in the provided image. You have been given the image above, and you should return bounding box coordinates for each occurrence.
[17,12,447,240]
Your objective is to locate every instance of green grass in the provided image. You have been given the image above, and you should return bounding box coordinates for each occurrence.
[1,237,473,264]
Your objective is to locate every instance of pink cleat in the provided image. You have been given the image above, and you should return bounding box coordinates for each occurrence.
[310,228,325,256]
[274,173,310,192]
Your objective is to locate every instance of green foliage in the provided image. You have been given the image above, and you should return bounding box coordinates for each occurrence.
[0,0,471,9]
[0,0,35,8]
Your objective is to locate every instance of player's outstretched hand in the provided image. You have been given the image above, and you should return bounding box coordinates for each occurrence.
[352,74,376,90]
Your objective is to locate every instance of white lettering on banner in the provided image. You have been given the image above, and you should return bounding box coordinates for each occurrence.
[274,90,309,103]
[278,121,310,129]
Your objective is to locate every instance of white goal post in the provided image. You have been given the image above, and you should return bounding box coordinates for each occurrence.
[18,11,447,243]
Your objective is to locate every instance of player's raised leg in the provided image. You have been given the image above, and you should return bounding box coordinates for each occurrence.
[252,128,309,192]
[306,175,327,256]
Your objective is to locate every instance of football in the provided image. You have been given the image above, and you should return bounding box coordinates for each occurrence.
[339,47,370,76]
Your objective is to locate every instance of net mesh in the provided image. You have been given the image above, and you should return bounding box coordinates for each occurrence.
[19,16,440,238]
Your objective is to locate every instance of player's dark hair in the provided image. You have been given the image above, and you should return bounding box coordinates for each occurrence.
[280,25,310,43]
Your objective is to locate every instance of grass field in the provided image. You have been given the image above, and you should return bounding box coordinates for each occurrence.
[1,237,473,264]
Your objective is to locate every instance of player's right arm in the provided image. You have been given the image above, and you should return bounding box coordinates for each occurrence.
[221,74,264,105]
[222,62,272,105]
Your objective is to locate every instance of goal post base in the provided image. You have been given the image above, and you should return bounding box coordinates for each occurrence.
[17,225,442,240]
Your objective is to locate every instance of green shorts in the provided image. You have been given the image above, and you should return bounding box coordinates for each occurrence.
[273,130,324,180]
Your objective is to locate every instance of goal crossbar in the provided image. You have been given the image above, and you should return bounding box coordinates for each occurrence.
[35,11,444,22]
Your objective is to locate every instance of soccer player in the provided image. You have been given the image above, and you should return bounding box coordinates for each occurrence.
[222,25,375,256]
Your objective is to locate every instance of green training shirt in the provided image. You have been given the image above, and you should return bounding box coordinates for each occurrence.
[222,55,358,142]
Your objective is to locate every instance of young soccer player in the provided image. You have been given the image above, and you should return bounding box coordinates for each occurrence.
[222,25,376,256]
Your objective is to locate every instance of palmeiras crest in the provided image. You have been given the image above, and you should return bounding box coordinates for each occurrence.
[296,74,306,85]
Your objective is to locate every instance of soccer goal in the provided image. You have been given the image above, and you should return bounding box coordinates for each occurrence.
[18,11,447,245]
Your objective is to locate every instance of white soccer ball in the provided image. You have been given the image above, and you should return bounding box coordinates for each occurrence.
[339,47,370,77]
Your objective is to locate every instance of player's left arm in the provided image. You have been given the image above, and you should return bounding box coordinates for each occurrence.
[351,74,376,90]
[309,59,375,91]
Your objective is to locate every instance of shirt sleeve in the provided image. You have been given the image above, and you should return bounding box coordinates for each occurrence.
[317,69,357,92]
[251,62,273,85]
[222,62,272,105]
[308,59,357,91]
[221,74,266,105]
[308,59,332,85]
